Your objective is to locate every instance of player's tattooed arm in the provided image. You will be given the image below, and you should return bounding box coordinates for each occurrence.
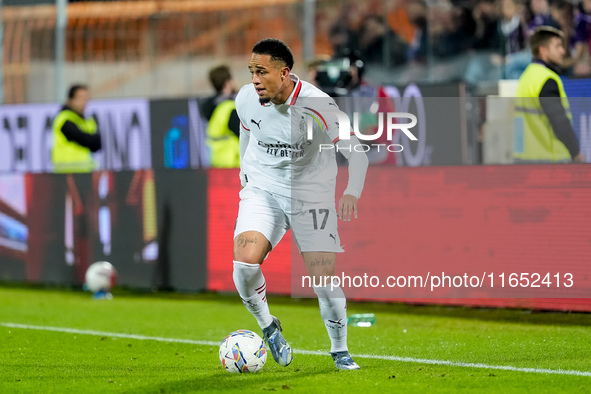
[236,234,257,248]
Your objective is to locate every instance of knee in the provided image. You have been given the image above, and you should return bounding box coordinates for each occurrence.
[233,248,264,265]
[233,243,269,264]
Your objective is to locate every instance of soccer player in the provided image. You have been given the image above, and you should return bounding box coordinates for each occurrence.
[232,38,369,370]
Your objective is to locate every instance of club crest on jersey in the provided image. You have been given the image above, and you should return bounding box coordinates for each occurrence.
[299,116,308,135]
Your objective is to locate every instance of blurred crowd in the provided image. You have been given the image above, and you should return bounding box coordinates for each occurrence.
[325,0,591,78]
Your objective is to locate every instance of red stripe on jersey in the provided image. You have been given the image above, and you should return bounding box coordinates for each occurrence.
[333,132,355,144]
[241,121,250,131]
[304,107,328,130]
[289,80,302,105]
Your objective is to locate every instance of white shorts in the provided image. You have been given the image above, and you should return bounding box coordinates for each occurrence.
[234,186,344,254]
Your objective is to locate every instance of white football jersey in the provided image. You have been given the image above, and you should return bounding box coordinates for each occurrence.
[236,74,347,203]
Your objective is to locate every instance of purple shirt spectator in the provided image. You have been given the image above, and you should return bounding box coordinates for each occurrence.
[574,10,591,52]
[501,17,527,54]
[528,13,560,33]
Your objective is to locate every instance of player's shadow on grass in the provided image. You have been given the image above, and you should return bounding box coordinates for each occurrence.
[123,366,333,393]
[344,300,591,328]
[202,293,591,328]
[192,292,591,328]
[84,287,591,329]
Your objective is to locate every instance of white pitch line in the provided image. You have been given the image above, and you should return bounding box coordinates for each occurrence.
[3,322,591,378]
[1,322,220,347]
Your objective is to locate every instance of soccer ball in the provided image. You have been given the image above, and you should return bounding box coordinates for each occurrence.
[85,261,117,293]
[219,330,267,373]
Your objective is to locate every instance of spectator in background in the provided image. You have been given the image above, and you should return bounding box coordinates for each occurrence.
[464,0,504,83]
[514,26,584,163]
[431,2,475,58]
[202,65,240,168]
[406,0,428,62]
[467,0,529,81]
[498,0,528,55]
[328,23,359,59]
[52,84,101,173]
[498,0,531,78]
[550,0,577,72]
[387,0,416,45]
[472,0,501,50]
[527,0,560,33]
[564,0,591,75]
[358,15,408,66]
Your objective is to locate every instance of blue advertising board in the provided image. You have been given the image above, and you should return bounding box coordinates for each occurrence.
[562,79,591,161]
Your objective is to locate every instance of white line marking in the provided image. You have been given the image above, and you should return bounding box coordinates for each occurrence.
[3,322,591,377]
[2,322,219,347]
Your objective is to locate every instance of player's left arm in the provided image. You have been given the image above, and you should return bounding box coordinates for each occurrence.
[335,136,369,221]
[319,98,369,221]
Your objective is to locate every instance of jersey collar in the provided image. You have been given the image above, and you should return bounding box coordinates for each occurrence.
[287,73,302,106]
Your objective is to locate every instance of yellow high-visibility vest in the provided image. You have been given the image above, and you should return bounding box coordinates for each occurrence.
[52,109,98,173]
[206,100,240,168]
[514,63,572,163]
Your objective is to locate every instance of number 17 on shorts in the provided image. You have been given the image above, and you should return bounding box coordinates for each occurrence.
[292,203,344,254]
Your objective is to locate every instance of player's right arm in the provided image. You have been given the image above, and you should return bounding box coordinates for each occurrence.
[235,85,252,189]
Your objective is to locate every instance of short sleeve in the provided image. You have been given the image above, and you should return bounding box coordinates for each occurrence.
[235,85,250,131]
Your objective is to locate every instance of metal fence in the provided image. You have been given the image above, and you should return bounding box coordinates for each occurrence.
[1,0,309,104]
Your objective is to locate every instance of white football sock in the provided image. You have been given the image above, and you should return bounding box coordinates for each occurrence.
[313,284,348,353]
[233,261,274,330]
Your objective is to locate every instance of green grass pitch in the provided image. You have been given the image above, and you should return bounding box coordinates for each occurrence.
[1,286,590,393]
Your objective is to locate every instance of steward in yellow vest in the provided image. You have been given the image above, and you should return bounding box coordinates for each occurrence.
[52,85,102,173]
[203,65,240,168]
[514,27,584,163]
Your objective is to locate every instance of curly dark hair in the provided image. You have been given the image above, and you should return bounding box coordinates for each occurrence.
[252,38,295,70]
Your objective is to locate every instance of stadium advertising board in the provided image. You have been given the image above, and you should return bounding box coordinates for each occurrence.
[149,98,209,170]
[563,79,591,162]
[0,169,208,292]
[333,83,466,166]
[88,99,152,171]
[0,98,151,173]
[207,167,591,311]
[0,171,160,287]
[0,103,60,173]
[382,84,466,166]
